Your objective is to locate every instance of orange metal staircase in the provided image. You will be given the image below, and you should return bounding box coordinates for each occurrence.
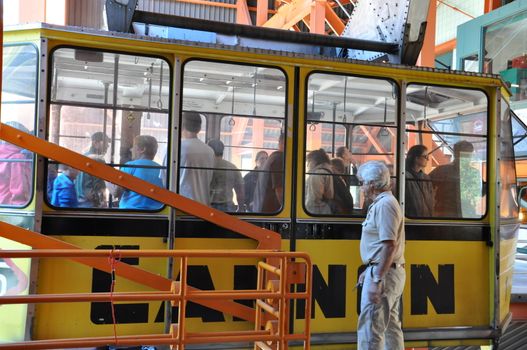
[0,122,313,348]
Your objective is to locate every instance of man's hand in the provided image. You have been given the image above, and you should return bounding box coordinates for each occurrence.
[367,280,383,304]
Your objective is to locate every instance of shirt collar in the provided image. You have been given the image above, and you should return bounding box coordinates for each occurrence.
[372,191,391,204]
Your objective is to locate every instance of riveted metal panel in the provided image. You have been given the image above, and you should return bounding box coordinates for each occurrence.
[138,0,236,23]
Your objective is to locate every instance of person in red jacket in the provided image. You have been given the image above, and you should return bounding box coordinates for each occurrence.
[0,121,32,206]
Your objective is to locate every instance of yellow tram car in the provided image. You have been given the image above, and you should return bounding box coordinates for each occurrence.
[0,23,520,348]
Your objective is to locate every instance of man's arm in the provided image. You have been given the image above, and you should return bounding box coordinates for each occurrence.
[368,240,396,304]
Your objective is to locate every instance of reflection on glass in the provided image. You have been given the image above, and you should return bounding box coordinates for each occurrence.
[181,60,287,214]
[0,44,37,208]
[182,61,286,118]
[406,84,488,219]
[500,100,519,219]
[305,73,398,215]
[48,48,170,210]
[208,139,244,212]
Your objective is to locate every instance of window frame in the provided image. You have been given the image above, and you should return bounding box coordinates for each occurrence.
[0,42,39,209]
[404,82,490,221]
[302,70,400,218]
[179,58,289,215]
[45,45,173,212]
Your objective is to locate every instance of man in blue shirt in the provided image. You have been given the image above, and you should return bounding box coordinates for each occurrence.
[115,135,164,210]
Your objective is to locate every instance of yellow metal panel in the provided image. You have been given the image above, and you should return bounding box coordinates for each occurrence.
[0,238,30,342]
[33,236,278,339]
[293,240,489,333]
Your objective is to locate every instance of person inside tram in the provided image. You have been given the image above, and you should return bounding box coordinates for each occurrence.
[179,111,215,205]
[75,131,110,208]
[330,157,354,214]
[429,140,483,218]
[305,149,334,215]
[336,145,359,186]
[243,150,268,211]
[207,139,245,212]
[114,135,164,210]
[252,133,285,213]
[405,144,434,217]
[51,164,79,208]
[0,121,32,206]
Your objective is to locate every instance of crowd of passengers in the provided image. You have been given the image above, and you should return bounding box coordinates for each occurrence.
[0,115,480,217]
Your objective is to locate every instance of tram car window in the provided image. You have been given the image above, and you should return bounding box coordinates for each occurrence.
[181,60,287,213]
[304,73,398,216]
[500,100,518,219]
[0,44,38,208]
[46,48,171,210]
[405,85,488,219]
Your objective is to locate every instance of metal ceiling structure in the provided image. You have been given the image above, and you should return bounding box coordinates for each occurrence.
[106,0,431,65]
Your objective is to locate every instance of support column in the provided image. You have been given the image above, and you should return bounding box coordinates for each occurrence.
[485,0,501,13]
[417,0,436,68]
[236,0,252,25]
[256,0,268,25]
[310,0,326,34]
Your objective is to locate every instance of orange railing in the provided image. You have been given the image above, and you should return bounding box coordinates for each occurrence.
[0,248,312,350]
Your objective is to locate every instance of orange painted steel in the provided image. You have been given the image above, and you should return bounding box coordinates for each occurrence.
[435,38,456,56]
[237,0,253,24]
[417,0,436,68]
[0,122,281,250]
[0,249,312,350]
[485,0,501,13]
[324,2,345,35]
[310,0,326,34]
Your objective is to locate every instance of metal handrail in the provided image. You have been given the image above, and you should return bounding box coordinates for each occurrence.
[0,248,312,349]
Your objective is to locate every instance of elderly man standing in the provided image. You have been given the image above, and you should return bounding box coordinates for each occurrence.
[357,161,405,350]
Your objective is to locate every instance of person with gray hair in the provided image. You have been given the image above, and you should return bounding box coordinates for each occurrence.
[356,160,405,350]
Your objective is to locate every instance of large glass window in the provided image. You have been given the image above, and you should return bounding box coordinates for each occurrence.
[500,100,518,219]
[47,48,171,210]
[484,11,527,118]
[304,73,398,216]
[405,85,488,219]
[0,44,38,208]
[181,60,286,214]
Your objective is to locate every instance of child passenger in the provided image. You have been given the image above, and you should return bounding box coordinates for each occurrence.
[116,135,164,210]
[51,164,79,207]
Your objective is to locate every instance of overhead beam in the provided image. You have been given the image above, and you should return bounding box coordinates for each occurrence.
[133,11,400,54]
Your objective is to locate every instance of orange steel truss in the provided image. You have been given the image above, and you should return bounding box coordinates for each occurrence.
[0,247,312,349]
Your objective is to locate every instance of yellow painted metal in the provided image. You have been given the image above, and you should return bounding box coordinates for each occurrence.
[0,25,518,347]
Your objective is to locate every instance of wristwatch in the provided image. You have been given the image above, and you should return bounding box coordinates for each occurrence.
[372,275,383,284]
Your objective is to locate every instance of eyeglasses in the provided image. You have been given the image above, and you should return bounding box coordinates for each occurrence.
[419,154,429,160]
